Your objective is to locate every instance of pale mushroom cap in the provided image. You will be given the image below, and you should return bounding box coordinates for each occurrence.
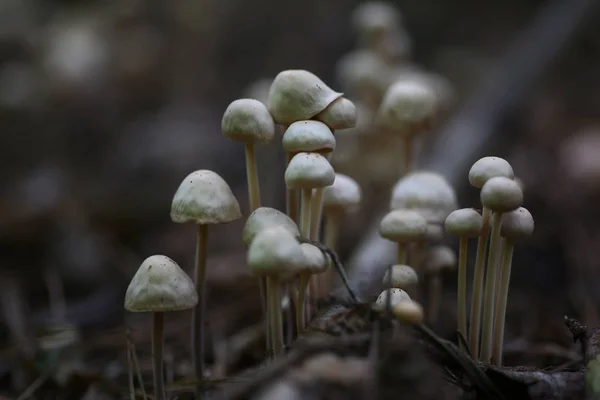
[335,49,392,98]
[314,97,357,130]
[282,121,336,154]
[422,245,457,273]
[376,80,438,136]
[242,207,300,247]
[300,243,329,274]
[382,264,418,288]
[445,208,483,237]
[267,70,343,125]
[501,207,534,240]
[392,300,424,324]
[468,156,514,189]
[425,223,445,242]
[125,255,198,312]
[247,226,306,280]
[171,170,242,224]
[352,2,401,36]
[373,288,411,311]
[480,176,523,213]
[379,209,428,243]
[285,152,335,189]
[221,98,276,144]
[390,172,458,224]
[323,173,362,215]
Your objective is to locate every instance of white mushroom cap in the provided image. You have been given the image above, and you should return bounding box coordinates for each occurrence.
[390,172,457,224]
[247,226,306,281]
[480,176,523,213]
[171,170,242,224]
[285,152,335,189]
[382,264,418,288]
[373,288,411,311]
[392,300,424,324]
[267,70,342,125]
[242,207,300,247]
[445,208,483,238]
[422,245,457,273]
[352,2,402,37]
[125,255,198,312]
[300,243,329,274]
[501,207,534,240]
[335,49,392,99]
[468,157,514,189]
[221,98,276,144]
[282,121,336,154]
[323,173,362,215]
[314,97,357,130]
[379,209,428,243]
[376,80,438,137]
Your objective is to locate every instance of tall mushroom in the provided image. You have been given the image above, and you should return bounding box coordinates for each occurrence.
[170,170,241,392]
[421,245,457,324]
[491,207,534,365]
[467,156,514,360]
[379,209,428,265]
[445,208,483,348]
[125,255,197,400]
[479,176,523,362]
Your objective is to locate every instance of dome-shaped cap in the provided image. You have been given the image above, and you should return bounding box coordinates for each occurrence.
[242,207,299,247]
[285,152,335,189]
[501,207,534,239]
[373,288,411,311]
[323,173,362,215]
[247,226,306,281]
[390,172,457,224]
[171,170,242,224]
[422,245,457,273]
[468,157,514,189]
[282,121,336,154]
[382,264,418,288]
[392,300,424,324]
[335,49,392,99]
[267,70,342,125]
[125,255,198,312]
[376,80,438,137]
[352,2,401,37]
[480,176,523,212]
[300,243,329,274]
[445,208,483,237]
[314,97,357,130]
[221,98,276,144]
[379,209,428,243]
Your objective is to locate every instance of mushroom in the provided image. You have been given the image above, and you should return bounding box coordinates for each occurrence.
[373,288,411,312]
[445,208,483,351]
[421,245,457,324]
[170,170,241,389]
[382,264,419,295]
[479,176,523,362]
[125,255,197,400]
[466,156,514,360]
[376,80,438,175]
[221,98,276,212]
[491,207,534,365]
[379,209,428,265]
[392,299,424,325]
[298,242,330,330]
[248,226,305,356]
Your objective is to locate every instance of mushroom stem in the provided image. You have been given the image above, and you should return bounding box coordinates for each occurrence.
[468,207,491,360]
[272,279,283,354]
[265,277,278,358]
[480,211,504,363]
[457,236,469,349]
[491,240,515,365]
[152,312,165,400]
[296,273,309,333]
[309,153,333,241]
[286,152,299,225]
[192,224,208,395]
[319,213,339,295]
[397,243,407,264]
[244,144,261,211]
[300,189,312,238]
[402,137,413,176]
[427,273,442,324]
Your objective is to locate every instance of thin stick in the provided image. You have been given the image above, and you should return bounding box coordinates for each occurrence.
[468,207,491,359]
[457,236,469,351]
[309,153,333,241]
[193,224,208,398]
[286,152,299,224]
[244,144,261,211]
[272,280,283,354]
[266,277,277,358]
[127,336,136,400]
[152,312,165,400]
[491,241,515,365]
[319,213,339,296]
[128,332,148,400]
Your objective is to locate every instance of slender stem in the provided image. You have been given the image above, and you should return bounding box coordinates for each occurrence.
[468,207,491,360]
[300,189,312,238]
[192,224,208,397]
[397,242,407,264]
[457,237,469,350]
[244,144,261,212]
[265,276,277,358]
[319,213,340,295]
[127,340,135,400]
[272,279,283,355]
[129,336,147,400]
[480,211,503,363]
[402,136,413,176]
[296,273,309,334]
[286,152,299,225]
[285,284,294,347]
[491,241,515,365]
[309,188,325,240]
[427,274,442,324]
[258,277,270,361]
[152,312,165,400]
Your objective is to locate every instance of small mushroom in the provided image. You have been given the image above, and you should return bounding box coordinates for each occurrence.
[422,245,457,324]
[392,299,424,325]
[373,288,411,312]
[125,255,197,400]
[445,208,483,352]
[221,98,276,212]
[379,209,428,265]
[242,207,300,247]
[491,207,534,365]
[314,97,357,131]
[382,264,418,295]
[170,170,241,390]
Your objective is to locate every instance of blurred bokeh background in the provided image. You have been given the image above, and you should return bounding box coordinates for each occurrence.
[1,0,600,396]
